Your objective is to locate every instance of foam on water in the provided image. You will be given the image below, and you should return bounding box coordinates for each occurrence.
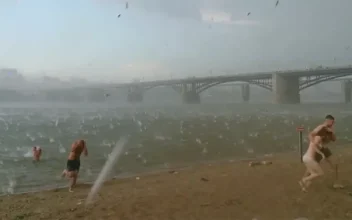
[0,103,350,195]
[58,144,66,153]
[23,149,32,158]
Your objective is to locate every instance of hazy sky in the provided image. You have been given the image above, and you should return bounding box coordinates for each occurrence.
[0,0,351,82]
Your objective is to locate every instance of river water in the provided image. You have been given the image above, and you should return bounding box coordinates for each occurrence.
[0,102,351,195]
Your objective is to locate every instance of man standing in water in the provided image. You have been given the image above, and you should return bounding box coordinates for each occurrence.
[61,139,88,192]
[299,115,336,192]
[32,146,42,162]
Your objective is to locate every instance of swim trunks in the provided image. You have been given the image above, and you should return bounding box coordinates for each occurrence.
[314,147,332,162]
[66,160,80,172]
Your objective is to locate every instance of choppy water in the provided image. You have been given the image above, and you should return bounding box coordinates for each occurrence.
[0,102,351,195]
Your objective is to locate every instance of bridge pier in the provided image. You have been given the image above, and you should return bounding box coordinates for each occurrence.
[241,84,250,102]
[182,83,200,104]
[272,74,300,104]
[127,86,143,103]
[342,80,352,103]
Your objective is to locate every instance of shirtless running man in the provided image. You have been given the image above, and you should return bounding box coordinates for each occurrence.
[299,115,336,192]
[61,139,88,192]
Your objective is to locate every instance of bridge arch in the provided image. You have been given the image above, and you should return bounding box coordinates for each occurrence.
[196,80,272,94]
[299,73,352,90]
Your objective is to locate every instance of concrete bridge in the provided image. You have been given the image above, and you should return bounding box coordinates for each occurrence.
[115,66,352,104]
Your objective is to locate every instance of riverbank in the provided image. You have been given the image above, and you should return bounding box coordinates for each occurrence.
[1,148,352,220]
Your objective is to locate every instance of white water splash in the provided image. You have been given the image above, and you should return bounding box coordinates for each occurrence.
[249,132,259,138]
[5,178,16,194]
[155,135,166,141]
[23,149,33,158]
[101,140,113,148]
[59,144,66,153]
[202,147,208,154]
[0,117,9,130]
[37,132,45,138]
[247,148,254,154]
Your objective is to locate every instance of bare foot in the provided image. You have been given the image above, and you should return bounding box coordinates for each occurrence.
[69,188,74,193]
[61,170,67,178]
[299,180,308,193]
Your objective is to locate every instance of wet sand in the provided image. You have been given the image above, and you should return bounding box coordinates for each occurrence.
[2,148,352,220]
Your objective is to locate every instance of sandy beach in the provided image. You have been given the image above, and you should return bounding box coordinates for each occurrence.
[1,148,352,220]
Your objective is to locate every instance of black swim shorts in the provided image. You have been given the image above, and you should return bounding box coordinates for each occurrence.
[66,160,80,172]
[315,147,332,163]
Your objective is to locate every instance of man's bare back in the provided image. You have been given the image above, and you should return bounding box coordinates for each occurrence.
[68,140,88,160]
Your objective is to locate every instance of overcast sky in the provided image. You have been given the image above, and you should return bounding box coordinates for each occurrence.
[0,0,351,82]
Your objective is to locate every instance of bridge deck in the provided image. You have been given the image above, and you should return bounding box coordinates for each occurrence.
[115,66,352,88]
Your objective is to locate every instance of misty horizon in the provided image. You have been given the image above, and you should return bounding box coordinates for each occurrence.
[0,0,351,82]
